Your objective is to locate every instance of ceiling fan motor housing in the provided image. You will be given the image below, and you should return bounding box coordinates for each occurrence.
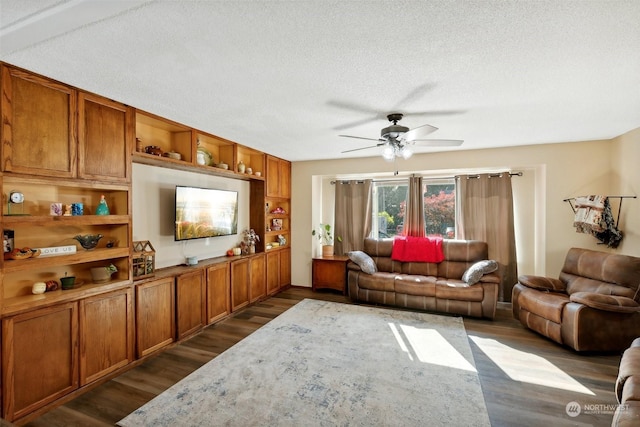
[381,124,409,139]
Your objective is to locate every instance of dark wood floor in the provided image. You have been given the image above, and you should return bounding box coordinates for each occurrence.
[23,287,621,427]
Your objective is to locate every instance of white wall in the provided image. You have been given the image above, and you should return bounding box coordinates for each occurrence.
[292,137,627,288]
[132,163,249,268]
[611,127,640,253]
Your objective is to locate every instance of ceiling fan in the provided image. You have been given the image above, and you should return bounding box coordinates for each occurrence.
[340,113,463,161]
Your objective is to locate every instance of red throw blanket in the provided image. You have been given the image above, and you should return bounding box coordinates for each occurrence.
[391,235,445,263]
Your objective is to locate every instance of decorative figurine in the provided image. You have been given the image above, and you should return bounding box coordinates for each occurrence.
[95,194,110,215]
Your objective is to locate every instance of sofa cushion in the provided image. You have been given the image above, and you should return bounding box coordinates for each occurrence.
[562,247,640,289]
[462,260,499,285]
[353,271,396,292]
[435,279,484,302]
[517,289,570,324]
[347,251,377,274]
[569,292,640,314]
[394,274,437,296]
[561,273,637,300]
[442,240,488,262]
[363,238,393,257]
[401,262,439,276]
[518,275,566,293]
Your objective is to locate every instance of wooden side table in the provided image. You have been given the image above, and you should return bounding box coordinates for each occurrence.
[312,255,350,295]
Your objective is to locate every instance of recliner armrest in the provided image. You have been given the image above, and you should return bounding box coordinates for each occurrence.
[570,292,640,314]
[517,275,566,293]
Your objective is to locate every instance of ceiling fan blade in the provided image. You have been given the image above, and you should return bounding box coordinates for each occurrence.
[390,83,435,110]
[341,144,384,153]
[403,124,438,141]
[400,109,466,117]
[411,139,464,146]
[327,100,383,115]
[333,116,379,131]
[339,135,385,142]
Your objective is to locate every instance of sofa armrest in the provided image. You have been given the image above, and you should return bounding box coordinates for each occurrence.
[518,275,566,293]
[347,261,361,272]
[570,292,640,314]
[616,347,640,403]
[477,272,501,284]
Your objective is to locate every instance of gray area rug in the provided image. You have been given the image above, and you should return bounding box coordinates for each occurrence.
[118,299,490,426]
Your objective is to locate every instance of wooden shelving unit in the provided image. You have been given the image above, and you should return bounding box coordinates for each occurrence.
[0,60,292,424]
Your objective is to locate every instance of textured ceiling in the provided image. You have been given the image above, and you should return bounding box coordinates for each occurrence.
[1,0,639,161]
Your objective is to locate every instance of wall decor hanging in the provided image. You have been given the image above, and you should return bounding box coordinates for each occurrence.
[564,195,636,248]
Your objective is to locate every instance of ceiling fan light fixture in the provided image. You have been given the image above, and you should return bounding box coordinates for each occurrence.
[400,145,413,159]
[382,144,395,161]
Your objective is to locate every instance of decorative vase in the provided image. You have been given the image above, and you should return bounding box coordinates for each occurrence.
[238,161,245,173]
[322,245,334,257]
[249,244,255,254]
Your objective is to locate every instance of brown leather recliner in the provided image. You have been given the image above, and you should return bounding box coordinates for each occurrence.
[613,338,640,426]
[512,247,640,352]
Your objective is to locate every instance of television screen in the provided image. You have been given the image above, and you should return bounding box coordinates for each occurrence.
[175,186,238,241]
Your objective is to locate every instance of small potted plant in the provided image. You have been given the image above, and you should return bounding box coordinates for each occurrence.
[312,223,341,256]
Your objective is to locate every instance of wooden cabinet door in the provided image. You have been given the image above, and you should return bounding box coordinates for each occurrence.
[79,288,133,386]
[266,155,280,197]
[250,254,266,303]
[136,277,175,358]
[1,65,77,178]
[78,92,133,182]
[279,248,291,288]
[266,156,291,198]
[279,159,291,198]
[206,262,230,324]
[176,269,206,340]
[266,251,280,295]
[230,258,250,312]
[2,302,78,422]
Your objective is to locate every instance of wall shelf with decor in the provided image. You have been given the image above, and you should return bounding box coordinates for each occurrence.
[0,174,131,316]
[195,131,236,171]
[237,145,265,177]
[134,110,193,164]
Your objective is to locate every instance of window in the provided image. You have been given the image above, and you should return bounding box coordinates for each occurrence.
[371,179,456,238]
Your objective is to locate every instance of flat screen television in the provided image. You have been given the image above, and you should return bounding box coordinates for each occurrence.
[175,185,238,241]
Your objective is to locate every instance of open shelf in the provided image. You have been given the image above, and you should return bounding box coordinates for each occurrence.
[3,248,130,273]
[135,110,193,164]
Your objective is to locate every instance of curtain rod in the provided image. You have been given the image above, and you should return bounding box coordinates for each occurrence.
[331,171,523,185]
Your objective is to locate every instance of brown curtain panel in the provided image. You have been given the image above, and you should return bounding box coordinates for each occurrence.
[334,180,373,255]
[455,173,518,301]
[404,176,425,237]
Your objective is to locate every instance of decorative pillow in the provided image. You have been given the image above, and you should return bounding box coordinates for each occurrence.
[462,260,499,285]
[348,251,377,275]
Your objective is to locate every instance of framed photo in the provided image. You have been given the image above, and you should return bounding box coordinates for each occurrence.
[271,218,283,231]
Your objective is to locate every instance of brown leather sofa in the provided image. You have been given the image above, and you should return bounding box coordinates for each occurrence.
[613,338,640,426]
[347,238,500,319]
[512,247,640,352]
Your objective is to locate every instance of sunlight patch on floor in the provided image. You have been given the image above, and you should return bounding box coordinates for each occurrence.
[469,335,595,395]
[388,323,476,372]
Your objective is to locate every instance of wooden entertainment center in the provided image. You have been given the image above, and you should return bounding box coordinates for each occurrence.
[0,62,291,423]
